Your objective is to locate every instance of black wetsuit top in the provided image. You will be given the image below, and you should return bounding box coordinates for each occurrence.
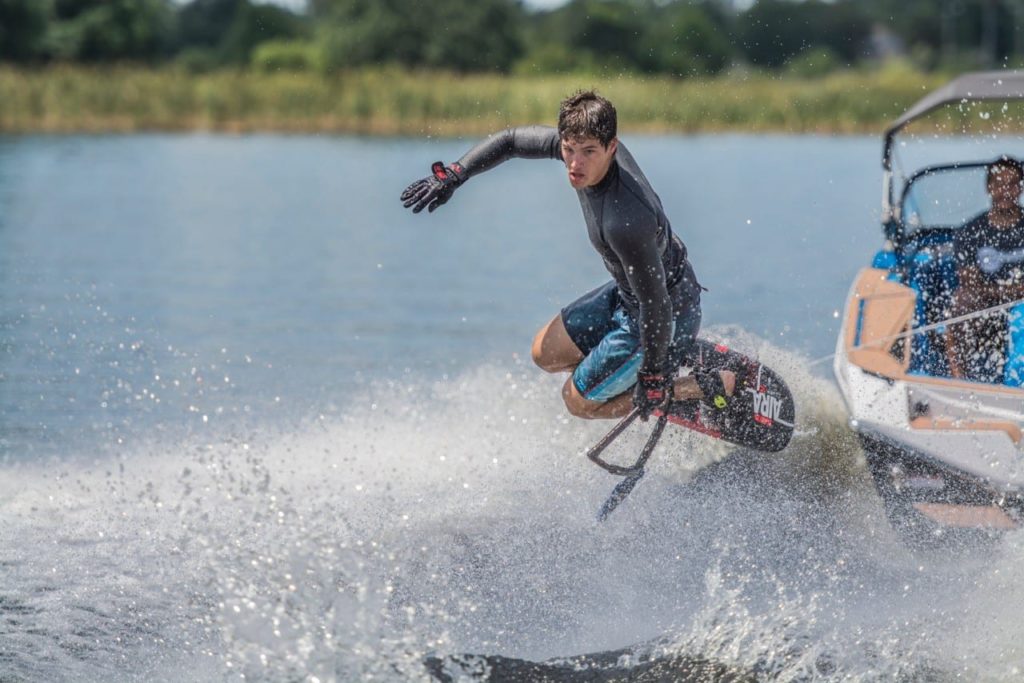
[455,125,695,374]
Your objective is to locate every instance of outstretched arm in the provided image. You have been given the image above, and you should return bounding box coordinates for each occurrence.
[454,125,562,180]
[400,126,562,213]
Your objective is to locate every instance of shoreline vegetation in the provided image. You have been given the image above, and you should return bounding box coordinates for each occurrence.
[0,64,949,136]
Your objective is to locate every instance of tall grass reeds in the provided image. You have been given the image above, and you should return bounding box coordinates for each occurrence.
[0,64,947,135]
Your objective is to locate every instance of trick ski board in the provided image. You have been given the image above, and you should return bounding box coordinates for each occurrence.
[664,339,795,453]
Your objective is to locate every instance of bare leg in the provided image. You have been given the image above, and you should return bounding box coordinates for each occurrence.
[946,287,971,379]
[674,371,736,399]
[561,370,738,420]
[561,377,636,419]
[531,314,584,373]
[533,314,633,419]
[946,287,999,380]
[534,312,737,420]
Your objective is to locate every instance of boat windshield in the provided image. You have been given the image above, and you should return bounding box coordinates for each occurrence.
[901,163,993,235]
[888,88,1024,241]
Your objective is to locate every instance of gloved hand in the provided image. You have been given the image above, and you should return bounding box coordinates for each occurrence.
[400,161,465,213]
[633,372,673,421]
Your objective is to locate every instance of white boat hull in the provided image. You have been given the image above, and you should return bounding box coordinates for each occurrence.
[834,268,1024,541]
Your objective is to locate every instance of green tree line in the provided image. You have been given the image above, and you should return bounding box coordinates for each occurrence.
[1,0,1022,76]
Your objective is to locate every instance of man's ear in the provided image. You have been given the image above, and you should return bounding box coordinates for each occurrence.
[608,138,619,155]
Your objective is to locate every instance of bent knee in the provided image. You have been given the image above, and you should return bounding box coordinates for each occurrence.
[531,315,584,373]
[531,331,556,372]
[561,378,601,419]
[532,326,572,373]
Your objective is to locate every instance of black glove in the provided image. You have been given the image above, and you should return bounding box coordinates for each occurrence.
[633,372,673,421]
[693,368,729,410]
[400,161,465,213]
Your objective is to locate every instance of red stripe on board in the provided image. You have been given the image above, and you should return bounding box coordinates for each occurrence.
[665,414,723,439]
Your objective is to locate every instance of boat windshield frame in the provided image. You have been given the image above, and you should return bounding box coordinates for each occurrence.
[883,70,1024,173]
[882,70,1024,250]
[899,159,997,237]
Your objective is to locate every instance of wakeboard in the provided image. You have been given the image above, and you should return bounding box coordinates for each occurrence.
[664,339,795,453]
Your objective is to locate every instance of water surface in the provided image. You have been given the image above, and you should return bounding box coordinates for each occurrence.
[2,134,1021,682]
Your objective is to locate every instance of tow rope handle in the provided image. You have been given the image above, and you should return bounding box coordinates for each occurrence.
[586,408,667,476]
[586,407,668,520]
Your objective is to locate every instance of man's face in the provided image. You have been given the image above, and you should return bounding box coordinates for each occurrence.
[560,135,618,189]
[988,165,1023,209]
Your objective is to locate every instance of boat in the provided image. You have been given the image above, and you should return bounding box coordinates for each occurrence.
[834,70,1024,546]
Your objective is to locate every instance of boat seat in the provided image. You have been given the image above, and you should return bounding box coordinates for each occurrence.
[903,233,958,377]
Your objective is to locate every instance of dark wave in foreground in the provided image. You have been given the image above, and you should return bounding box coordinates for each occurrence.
[425,650,755,683]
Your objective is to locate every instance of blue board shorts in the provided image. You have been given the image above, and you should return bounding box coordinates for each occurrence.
[561,277,702,402]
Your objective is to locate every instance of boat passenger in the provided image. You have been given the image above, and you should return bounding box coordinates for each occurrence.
[947,156,1024,382]
[399,91,735,420]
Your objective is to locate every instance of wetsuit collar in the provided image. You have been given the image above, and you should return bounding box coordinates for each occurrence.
[584,159,619,196]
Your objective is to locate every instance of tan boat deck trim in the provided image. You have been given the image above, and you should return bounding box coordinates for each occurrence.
[844,268,914,376]
[910,416,1022,443]
[847,348,906,378]
[902,372,1024,396]
[912,502,1018,529]
[845,268,1024,397]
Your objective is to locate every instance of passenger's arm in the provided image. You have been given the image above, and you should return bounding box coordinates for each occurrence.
[957,264,985,297]
[946,264,1015,379]
[946,266,977,379]
[962,264,1024,303]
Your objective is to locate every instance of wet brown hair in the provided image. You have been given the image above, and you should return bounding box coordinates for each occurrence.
[558,90,617,148]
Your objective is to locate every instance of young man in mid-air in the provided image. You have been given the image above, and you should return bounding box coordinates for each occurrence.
[400,91,733,420]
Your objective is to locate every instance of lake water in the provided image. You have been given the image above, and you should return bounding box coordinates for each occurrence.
[2,134,1022,681]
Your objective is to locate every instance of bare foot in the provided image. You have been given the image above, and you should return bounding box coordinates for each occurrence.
[721,370,736,396]
[673,370,736,401]
[672,375,702,400]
